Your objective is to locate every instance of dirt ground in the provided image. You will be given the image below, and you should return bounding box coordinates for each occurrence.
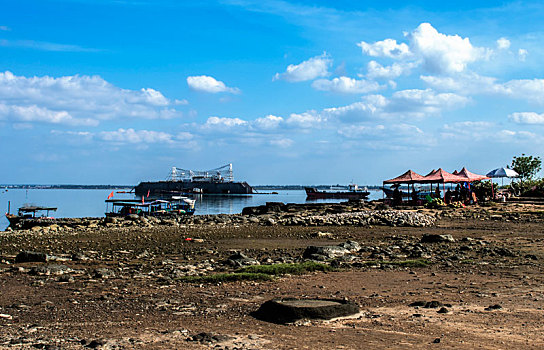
[1,204,544,349]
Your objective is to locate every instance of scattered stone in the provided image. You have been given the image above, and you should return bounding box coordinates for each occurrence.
[93,268,116,279]
[338,240,361,252]
[409,301,427,307]
[433,338,441,344]
[424,301,443,308]
[437,307,450,313]
[312,231,334,238]
[187,332,232,344]
[85,339,105,348]
[15,251,47,263]
[29,264,71,276]
[303,245,350,260]
[485,304,502,311]
[252,298,359,324]
[421,234,455,243]
[225,252,260,267]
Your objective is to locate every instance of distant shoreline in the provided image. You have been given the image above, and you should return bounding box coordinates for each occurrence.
[1,185,133,190]
[1,184,383,190]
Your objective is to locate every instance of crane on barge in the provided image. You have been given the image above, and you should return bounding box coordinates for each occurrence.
[134,163,253,196]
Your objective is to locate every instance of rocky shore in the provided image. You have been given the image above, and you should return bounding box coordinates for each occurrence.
[0,202,543,349]
[5,200,438,233]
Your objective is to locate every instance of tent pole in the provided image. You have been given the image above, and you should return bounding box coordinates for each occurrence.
[491,180,494,200]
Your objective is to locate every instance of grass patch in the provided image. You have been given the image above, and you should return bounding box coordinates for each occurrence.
[178,272,273,283]
[361,259,430,268]
[460,259,475,264]
[238,262,333,275]
[178,262,333,284]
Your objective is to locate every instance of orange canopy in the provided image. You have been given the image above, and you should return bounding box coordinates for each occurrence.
[456,167,490,182]
[420,168,466,183]
[384,168,491,185]
[383,170,426,184]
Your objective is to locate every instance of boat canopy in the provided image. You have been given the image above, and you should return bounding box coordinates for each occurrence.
[18,206,57,213]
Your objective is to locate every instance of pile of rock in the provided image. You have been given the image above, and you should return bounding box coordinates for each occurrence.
[276,210,435,227]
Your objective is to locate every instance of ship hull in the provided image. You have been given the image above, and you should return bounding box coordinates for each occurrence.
[305,187,369,200]
[134,181,253,196]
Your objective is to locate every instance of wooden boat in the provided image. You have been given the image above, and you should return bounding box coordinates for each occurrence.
[5,204,57,229]
[105,196,196,218]
[380,187,410,199]
[305,184,370,200]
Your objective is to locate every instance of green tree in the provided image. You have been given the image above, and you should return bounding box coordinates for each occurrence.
[511,154,542,181]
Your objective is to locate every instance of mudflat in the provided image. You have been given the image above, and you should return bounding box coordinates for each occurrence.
[1,203,543,349]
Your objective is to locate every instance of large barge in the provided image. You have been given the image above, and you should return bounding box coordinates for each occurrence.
[134,164,253,196]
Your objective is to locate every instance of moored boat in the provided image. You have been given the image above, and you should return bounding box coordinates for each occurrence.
[5,204,58,229]
[134,164,253,196]
[305,184,370,200]
[105,196,196,218]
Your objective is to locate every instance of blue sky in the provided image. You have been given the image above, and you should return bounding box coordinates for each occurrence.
[1,0,543,185]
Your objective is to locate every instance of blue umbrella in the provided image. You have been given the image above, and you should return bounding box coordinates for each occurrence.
[487,167,519,186]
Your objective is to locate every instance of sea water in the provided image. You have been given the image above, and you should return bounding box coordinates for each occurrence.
[0,188,383,230]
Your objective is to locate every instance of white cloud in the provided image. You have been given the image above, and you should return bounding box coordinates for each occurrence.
[270,138,294,148]
[174,99,189,105]
[311,76,383,94]
[422,73,544,103]
[285,111,324,128]
[200,116,248,133]
[420,73,498,94]
[52,128,197,148]
[438,121,542,145]
[176,131,194,140]
[323,89,468,122]
[322,101,379,122]
[253,114,283,130]
[337,123,434,150]
[274,53,332,82]
[509,112,544,124]
[366,61,413,80]
[496,37,511,50]
[0,71,184,126]
[99,128,175,144]
[338,123,423,138]
[518,48,528,61]
[496,129,540,143]
[0,103,97,126]
[386,89,469,116]
[357,38,411,59]
[186,75,240,94]
[0,39,98,52]
[406,23,487,74]
[357,23,488,76]
[444,121,495,129]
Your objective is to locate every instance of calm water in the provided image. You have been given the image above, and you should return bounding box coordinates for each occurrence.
[0,188,383,230]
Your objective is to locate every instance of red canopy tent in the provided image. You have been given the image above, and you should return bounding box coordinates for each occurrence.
[420,168,466,183]
[456,167,490,182]
[383,170,425,184]
[383,168,492,203]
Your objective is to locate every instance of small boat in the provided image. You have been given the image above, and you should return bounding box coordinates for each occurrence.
[381,187,434,200]
[380,187,410,199]
[105,196,196,218]
[5,204,57,229]
[305,184,370,200]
